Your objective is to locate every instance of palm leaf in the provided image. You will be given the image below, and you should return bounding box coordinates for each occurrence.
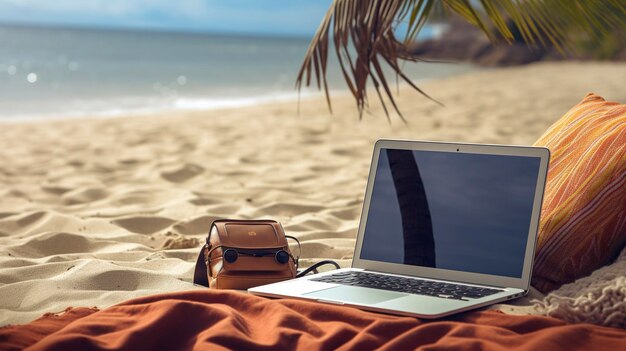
[296,0,626,121]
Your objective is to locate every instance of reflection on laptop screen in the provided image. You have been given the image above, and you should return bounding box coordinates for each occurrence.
[360,148,541,278]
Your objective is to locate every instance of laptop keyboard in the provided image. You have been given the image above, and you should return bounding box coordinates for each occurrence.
[311,271,504,300]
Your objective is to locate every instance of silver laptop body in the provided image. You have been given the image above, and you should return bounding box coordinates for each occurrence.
[249,139,550,318]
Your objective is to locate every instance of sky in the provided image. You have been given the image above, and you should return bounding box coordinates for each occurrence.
[0,0,334,37]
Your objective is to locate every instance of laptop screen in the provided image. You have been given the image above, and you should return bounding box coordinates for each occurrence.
[359,148,541,278]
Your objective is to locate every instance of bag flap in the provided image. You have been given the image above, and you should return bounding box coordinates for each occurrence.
[212,220,287,249]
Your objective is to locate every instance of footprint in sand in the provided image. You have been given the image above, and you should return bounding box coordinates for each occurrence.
[111,216,176,234]
[160,235,200,250]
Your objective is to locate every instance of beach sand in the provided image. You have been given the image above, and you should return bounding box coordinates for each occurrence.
[1,62,625,325]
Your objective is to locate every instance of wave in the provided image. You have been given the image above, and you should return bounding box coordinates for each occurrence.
[0,91,322,122]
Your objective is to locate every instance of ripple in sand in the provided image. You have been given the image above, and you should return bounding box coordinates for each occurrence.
[41,184,73,195]
[85,269,143,291]
[255,202,325,217]
[309,165,337,172]
[0,211,49,236]
[331,148,359,157]
[172,215,220,235]
[160,163,205,183]
[11,232,110,257]
[284,218,338,232]
[295,228,357,241]
[327,206,360,221]
[62,187,109,205]
[299,241,354,260]
[0,261,82,283]
[188,197,220,206]
[111,216,176,234]
[0,212,17,219]
[117,158,143,165]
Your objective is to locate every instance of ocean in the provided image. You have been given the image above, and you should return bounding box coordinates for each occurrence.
[0,24,474,120]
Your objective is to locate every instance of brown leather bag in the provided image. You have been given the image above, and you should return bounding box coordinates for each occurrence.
[193,219,299,290]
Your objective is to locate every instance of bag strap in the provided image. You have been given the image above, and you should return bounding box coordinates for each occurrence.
[193,242,209,287]
[296,260,340,277]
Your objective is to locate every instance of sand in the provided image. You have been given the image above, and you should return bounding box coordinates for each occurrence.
[1,62,625,325]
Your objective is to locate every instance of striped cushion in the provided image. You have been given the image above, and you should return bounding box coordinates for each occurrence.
[532,93,626,293]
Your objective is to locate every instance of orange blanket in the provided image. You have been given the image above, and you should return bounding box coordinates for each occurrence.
[2,290,625,350]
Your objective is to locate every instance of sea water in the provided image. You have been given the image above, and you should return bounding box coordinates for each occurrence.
[0,24,474,120]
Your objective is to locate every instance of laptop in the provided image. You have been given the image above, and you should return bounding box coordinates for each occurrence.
[249,139,550,318]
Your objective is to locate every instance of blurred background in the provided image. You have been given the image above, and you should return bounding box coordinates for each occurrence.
[2,1,624,121]
[0,0,476,120]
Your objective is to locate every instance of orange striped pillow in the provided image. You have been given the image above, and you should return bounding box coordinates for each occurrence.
[532,93,626,293]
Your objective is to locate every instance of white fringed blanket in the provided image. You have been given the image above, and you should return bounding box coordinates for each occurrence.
[494,246,626,328]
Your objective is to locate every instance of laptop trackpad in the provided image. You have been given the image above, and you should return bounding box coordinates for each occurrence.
[304,286,407,305]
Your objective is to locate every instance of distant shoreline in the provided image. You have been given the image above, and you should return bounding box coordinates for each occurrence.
[0,73,477,123]
[0,90,323,123]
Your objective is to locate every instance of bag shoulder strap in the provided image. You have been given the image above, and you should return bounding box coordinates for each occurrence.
[193,243,209,287]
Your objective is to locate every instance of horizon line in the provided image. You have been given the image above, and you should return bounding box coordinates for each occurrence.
[0,21,314,41]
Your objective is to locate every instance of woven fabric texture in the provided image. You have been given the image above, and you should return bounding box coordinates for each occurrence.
[532,93,626,293]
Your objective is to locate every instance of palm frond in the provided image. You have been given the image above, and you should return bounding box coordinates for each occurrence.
[296,0,626,121]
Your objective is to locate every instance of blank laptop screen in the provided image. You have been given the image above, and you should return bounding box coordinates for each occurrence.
[359,148,541,278]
